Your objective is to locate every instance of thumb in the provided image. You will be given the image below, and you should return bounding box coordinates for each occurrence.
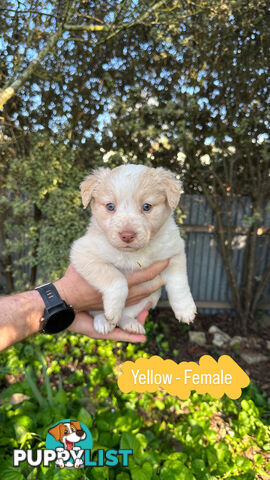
[137,302,151,325]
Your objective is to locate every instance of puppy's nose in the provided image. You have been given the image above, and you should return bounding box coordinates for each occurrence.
[119,230,137,243]
[76,430,85,437]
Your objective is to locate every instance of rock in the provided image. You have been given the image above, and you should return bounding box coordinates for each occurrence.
[238,352,269,365]
[212,333,231,347]
[247,336,262,349]
[230,336,246,347]
[266,341,270,351]
[208,325,229,335]
[209,325,231,347]
[188,331,207,346]
[10,393,30,405]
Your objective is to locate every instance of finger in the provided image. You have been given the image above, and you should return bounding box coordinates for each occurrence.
[69,312,146,343]
[68,312,95,335]
[102,328,146,343]
[126,276,163,305]
[126,259,169,287]
[137,303,151,325]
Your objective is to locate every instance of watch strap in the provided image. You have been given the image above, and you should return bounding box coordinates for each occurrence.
[35,283,66,311]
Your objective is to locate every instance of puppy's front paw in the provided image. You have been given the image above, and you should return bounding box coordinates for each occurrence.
[103,280,128,327]
[119,317,146,334]
[173,300,197,324]
[94,314,116,334]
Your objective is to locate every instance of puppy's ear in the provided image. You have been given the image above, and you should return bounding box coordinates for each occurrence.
[80,167,110,208]
[156,167,182,209]
[71,420,81,431]
[48,423,63,441]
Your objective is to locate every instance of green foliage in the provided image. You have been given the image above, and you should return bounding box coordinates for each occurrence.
[0,0,269,321]
[0,133,91,291]
[0,333,269,479]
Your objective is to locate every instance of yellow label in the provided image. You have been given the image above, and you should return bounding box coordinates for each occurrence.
[118,355,250,399]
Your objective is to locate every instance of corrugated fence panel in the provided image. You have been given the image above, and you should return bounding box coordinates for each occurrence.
[1,193,269,314]
[161,195,270,314]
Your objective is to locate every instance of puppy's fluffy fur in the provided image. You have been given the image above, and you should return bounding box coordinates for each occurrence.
[70,164,196,334]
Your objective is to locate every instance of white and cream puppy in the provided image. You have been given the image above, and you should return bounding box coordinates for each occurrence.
[70,164,196,334]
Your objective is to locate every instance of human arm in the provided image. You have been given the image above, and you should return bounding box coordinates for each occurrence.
[0,259,169,351]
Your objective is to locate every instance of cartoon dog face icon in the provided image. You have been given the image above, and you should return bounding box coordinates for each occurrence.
[49,420,86,451]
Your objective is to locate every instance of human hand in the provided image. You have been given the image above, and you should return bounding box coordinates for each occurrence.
[68,304,150,343]
[54,260,169,312]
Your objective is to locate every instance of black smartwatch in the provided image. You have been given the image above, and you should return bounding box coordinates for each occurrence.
[35,283,75,334]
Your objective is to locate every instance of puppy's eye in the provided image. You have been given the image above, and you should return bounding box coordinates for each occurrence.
[64,429,69,434]
[142,203,152,212]
[106,203,115,211]
[71,427,75,432]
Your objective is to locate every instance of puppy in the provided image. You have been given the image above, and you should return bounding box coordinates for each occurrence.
[70,164,196,334]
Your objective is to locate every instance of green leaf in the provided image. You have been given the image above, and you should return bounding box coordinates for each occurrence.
[130,460,153,480]
[77,407,93,428]
[166,452,187,463]
[116,473,130,480]
[54,390,67,406]
[191,458,206,477]
[154,399,165,410]
[96,418,111,432]
[120,433,142,456]
[14,424,27,443]
[206,446,218,468]
[14,415,33,429]
[235,456,253,472]
[161,461,194,480]
[13,415,34,443]
[91,466,110,479]
[1,466,24,480]
[99,431,119,448]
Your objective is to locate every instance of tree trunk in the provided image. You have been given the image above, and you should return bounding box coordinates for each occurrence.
[29,204,42,288]
[0,225,15,293]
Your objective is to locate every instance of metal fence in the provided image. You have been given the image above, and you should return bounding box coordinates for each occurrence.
[1,194,269,313]
[160,195,270,314]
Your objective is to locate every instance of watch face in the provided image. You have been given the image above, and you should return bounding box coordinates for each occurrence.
[44,307,75,334]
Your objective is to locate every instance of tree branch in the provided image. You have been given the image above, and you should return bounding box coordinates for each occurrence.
[192,165,243,318]
[29,203,42,288]
[64,0,168,37]
[0,0,168,110]
[251,264,270,315]
[0,30,63,110]
[64,24,109,31]
[0,224,15,293]
[0,0,76,110]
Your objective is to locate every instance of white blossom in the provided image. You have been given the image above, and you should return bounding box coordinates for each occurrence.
[148,97,159,107]
[103,150,115,163]
[258,134,267,144]
[177,151,186,165]
[200,154,211,165]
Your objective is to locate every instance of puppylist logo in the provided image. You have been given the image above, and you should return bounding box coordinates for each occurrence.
[13,418,132,469]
